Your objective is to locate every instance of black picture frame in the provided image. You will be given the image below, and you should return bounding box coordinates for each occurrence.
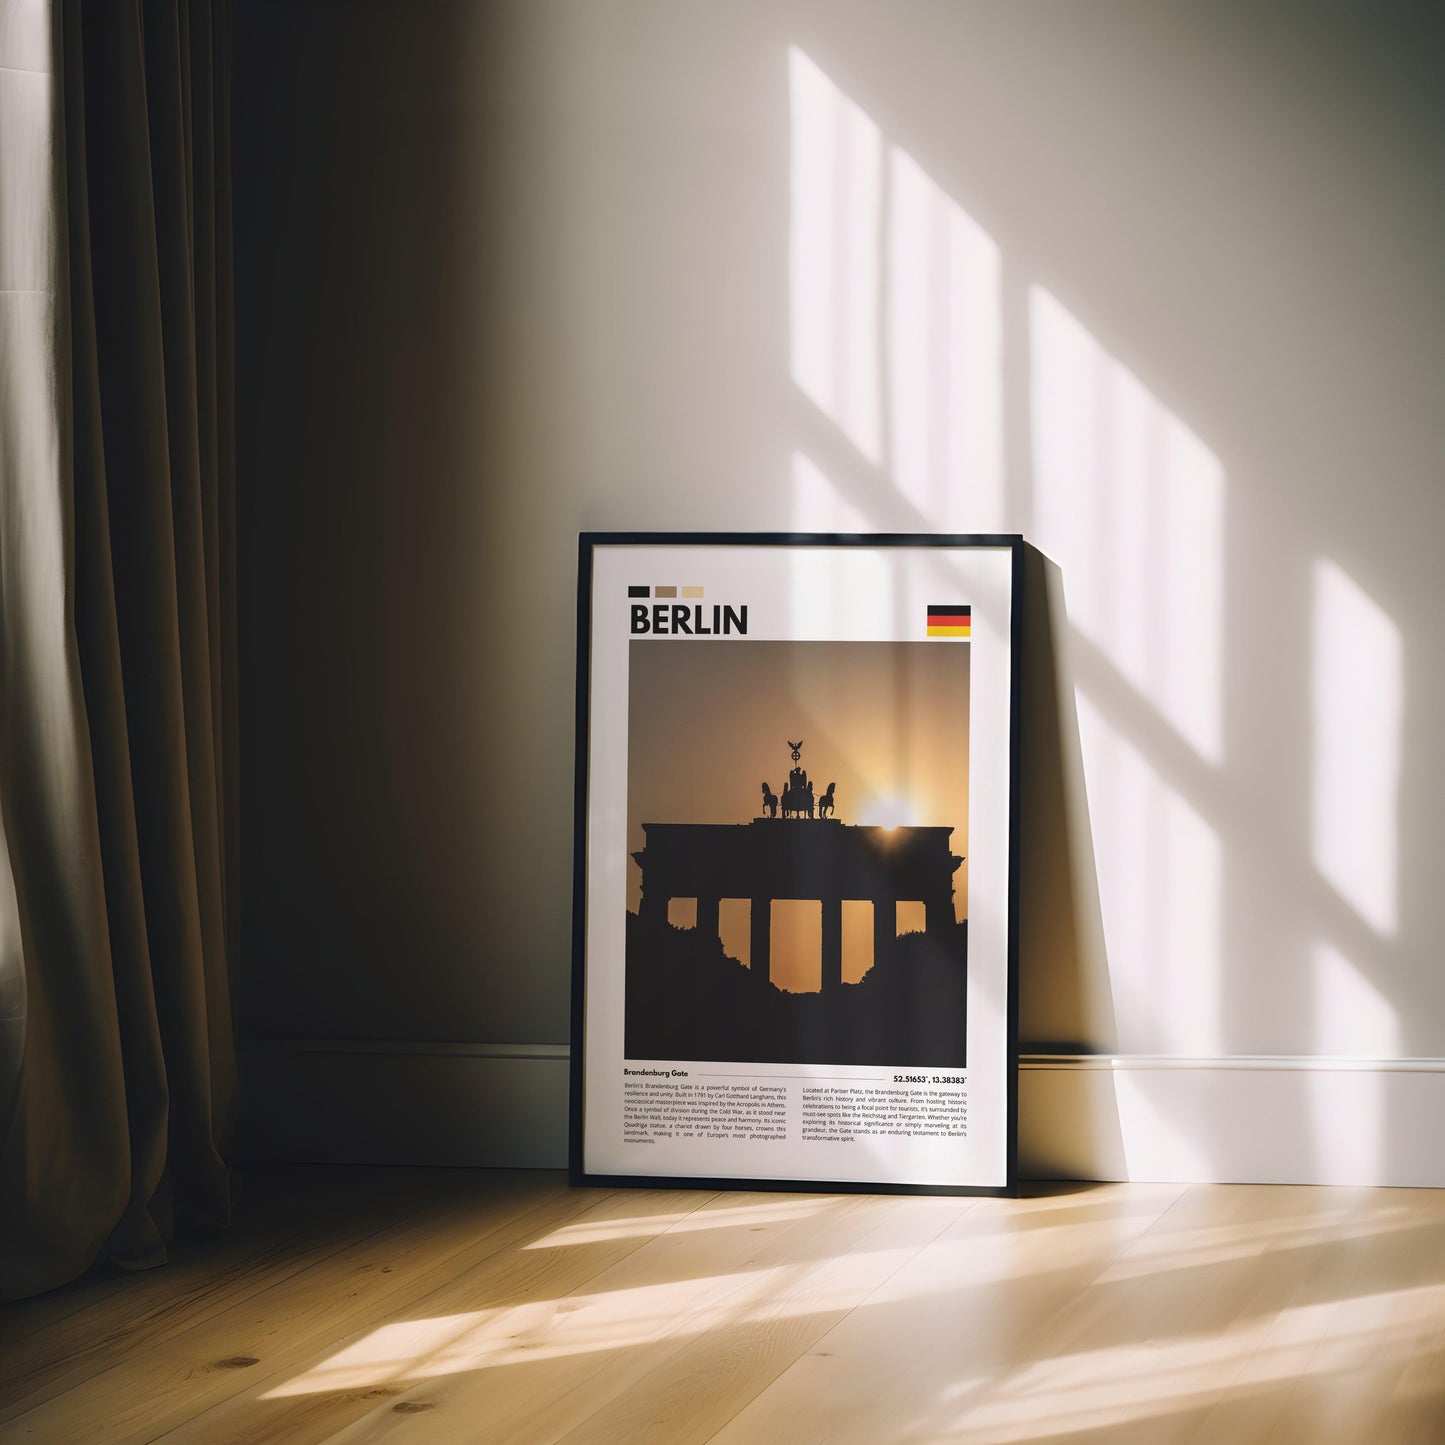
[570,532,1023,1197]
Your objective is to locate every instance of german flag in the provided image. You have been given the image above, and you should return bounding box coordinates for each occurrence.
[927,604,971,638]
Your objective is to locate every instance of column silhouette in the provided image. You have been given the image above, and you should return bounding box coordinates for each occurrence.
[696,895,720,942]
[926,893,954,935]
[820,897,843,993]
[873,896,896,974]
[641,889,668,926]
[750,898,771,985]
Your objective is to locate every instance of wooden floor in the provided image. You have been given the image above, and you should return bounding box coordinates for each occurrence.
[3,1170,1445,1444]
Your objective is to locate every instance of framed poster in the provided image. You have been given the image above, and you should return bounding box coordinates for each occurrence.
[570,533,1022,1196]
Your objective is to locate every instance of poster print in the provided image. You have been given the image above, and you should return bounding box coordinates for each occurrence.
[571,535,1021,1195]
[625,641,969,1069]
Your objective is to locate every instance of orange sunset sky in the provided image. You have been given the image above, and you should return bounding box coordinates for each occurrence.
[626,639,970,993]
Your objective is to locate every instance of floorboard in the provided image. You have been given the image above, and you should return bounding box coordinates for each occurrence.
[2,1170,1442,1444]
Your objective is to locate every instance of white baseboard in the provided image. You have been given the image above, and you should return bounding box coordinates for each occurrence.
[238,1038,571,1168]
[1019,1053,1445,1188]
[239,1041,1445,1187]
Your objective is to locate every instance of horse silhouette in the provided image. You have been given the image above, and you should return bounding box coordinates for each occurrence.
[760,781,778,819]
[818,782,836,818]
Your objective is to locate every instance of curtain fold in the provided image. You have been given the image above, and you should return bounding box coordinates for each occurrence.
[0,0,237,1300]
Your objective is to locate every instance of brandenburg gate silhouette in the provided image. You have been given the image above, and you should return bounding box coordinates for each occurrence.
[632,819,962,991]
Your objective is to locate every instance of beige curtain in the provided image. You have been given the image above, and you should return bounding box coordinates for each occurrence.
[0,0,237,1299]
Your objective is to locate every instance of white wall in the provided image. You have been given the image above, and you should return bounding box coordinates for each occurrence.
[235,1,1445,1184]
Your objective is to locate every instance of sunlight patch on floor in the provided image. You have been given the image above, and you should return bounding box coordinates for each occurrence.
[524,1197,827,1249]
[928,1283,1445,1443]
[262,1242,922,1398]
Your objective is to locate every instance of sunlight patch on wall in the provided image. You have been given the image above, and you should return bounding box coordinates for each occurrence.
[1076,690,1222,1055]
[1310,559,1403,938]
[886,148,1003,531]
[790,49,1007,536]
[788,453,891,634]
[789,47,882,462]
[1311,941,1398,1057]
[1031,288,1226,765]
[1306,941,1397,1183]
[791,450,873,533]
[787,54,1244,1080]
